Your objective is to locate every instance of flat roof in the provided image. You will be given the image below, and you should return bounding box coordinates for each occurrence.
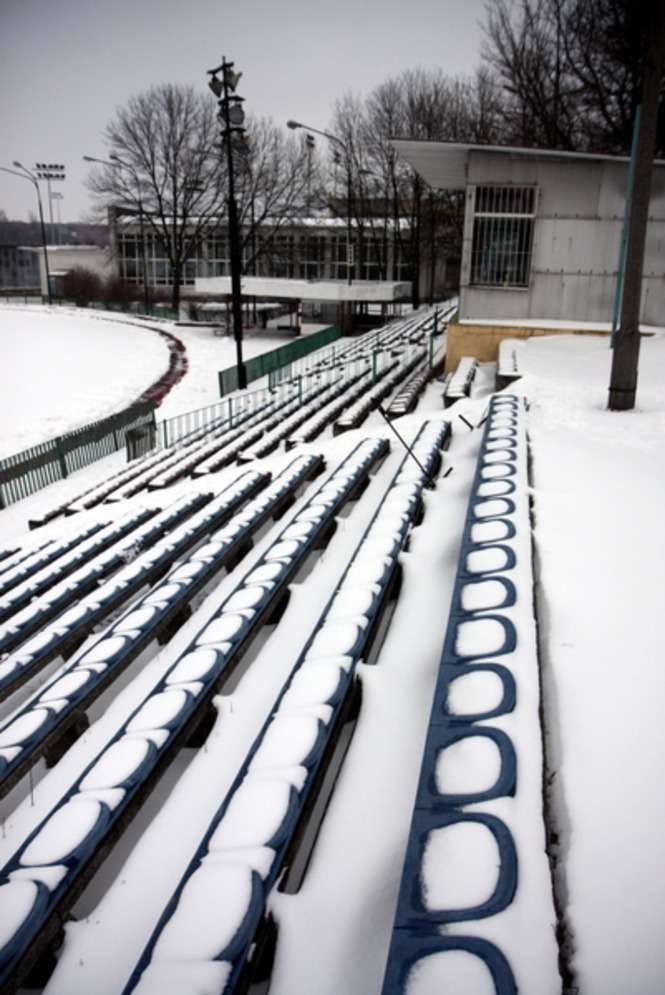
[195,275,411,303]
[391,139,665,191]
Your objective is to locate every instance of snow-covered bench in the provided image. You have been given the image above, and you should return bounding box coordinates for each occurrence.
[0,508,156,627]
[123,421,450,995]
[0,520,109,602]
[0,473,269,700]
[332,350,428,434]
[0,441,388,992]
[380,393,557,995]
[496,338,523,390]
[0,460,318,799]
[0,490,213,665]
[385,359,432,419]
[443,356,478,408]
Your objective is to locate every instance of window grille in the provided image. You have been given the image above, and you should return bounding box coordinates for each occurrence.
[470,185,536,288]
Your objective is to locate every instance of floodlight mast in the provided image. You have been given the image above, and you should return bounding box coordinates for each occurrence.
[4,161,52,303]
[287,119,353,286]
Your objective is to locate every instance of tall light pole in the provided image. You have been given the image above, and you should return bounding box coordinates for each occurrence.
[83,154,150,313]
[287,120,353,287]
[208,57,247,389]
[5,162,52,303]
[34,163,65,244]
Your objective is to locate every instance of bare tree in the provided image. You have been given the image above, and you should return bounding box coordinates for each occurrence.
[326,68,496,304]
[88,84,225,310]
[87,85,312,310]
[482,0,665,154]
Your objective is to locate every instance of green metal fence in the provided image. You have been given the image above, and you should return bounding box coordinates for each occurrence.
[0,402,156,509]
[218,325,342,396]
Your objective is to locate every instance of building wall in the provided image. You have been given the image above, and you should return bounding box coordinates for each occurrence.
[36,246,114,296]
[0,246,40,289]
[460,152,665,326]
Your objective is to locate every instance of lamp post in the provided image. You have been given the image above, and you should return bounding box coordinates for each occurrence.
[287,120,353,287]
[83,154,150,313]
[208,57,248,390]
[4,162,52,303]
[34,163,65,244]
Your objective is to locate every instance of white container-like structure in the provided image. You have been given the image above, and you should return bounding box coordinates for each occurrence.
[392,140,665,327]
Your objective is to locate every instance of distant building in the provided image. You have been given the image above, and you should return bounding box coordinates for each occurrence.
[30,245,115,298]
[392,141,665,332]
[107,205,458,302]
[0,245,40,290]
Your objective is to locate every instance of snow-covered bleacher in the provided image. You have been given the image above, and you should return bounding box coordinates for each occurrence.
[0,441,389,989]
[380,394,555,994]
[444,355,478,407]
[0,304,483,994]
[496,338,524,390]
[122,421,450,995]
[0,474,271,704]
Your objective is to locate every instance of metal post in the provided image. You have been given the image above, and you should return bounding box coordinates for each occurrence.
[610,106,641,349]
[222,57,247,390]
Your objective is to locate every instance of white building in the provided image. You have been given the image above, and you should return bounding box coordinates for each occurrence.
[392,141,665,327]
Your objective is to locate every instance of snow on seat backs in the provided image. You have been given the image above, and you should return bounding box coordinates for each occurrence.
[0,507,158,626]
[385,358,431,419]
[0,519,110,602]
[0,472,269,705]
[98,392,281,503]
[146,387,311,489]
[444,356,478,407]
[0,441,386,993]
[332,351,425,435]
[380,394,559,995]
[0,460,315,800]
[124,420,450,995]
[0,490,215,662]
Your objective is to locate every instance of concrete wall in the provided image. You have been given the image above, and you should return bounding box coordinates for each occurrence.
[460,151,665,326]
[445,322,607,372]
[37,245,114,296]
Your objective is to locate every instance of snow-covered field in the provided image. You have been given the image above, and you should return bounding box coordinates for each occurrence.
[0,306,664,995]
[0,307,170,457]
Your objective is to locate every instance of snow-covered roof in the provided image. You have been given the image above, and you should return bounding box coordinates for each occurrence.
[391,139,665,191]
[195,275,412,302]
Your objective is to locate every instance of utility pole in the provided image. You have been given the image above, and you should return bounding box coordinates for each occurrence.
[608,7,665,411]
[209,57,247,389]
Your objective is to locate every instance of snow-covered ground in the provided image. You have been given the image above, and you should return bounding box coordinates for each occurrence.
[0,306,169,457]
[0,307,664,995]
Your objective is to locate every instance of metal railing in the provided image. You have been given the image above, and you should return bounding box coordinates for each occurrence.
[0,402,155,509]
[217,324,342,395]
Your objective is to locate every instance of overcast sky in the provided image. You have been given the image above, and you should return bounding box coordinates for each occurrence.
[0,0,487,224]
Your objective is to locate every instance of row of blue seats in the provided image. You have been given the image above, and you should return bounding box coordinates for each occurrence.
[0,473,269,703]
[0,491,214,661]
[124,420,451,995]
[0,460,319,799]
[0,440,387,992]
[62,392,274,514]
[386,359,432,419]
[0,507,159,627]
[381,394,531,995]
[238,369,367,462]
[0,519,109,602]
[334,350,426,433]
[144,386,321,489]
[286,369,375,448]
[103,392,294,501]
